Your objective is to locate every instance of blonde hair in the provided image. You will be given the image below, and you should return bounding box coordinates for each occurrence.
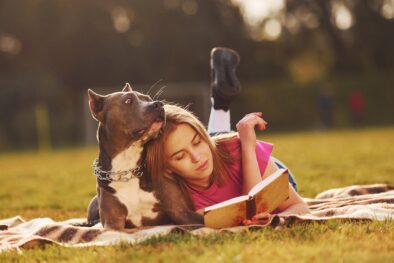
[145,104,235,209]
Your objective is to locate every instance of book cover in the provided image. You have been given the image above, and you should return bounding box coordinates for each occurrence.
[204,168,289,229]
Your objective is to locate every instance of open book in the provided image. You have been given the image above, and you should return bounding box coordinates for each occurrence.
[204,168,289,229]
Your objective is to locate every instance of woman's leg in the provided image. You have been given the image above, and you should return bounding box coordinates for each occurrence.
[207,47,241,136]
[207,99,231,135]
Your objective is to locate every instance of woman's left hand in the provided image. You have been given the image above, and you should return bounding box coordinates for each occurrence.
[236,112,267,148]
[242,212,272,225]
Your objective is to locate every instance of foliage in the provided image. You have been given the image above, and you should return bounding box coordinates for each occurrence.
[231,73,394,131]
[0,0,248,86]
[283,0,394,72]
[0,0,393,150]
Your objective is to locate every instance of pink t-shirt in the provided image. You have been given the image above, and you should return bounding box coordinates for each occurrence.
[186,137,273,210]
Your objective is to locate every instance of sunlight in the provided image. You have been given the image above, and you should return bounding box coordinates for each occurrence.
[333,3,353,30]
[264,19,282,41]
[232,0,284,26]
[382,0,394,19]
[0,34,21,55]
[111,7,133,33]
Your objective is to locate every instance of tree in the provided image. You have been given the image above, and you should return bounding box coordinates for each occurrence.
[283,0,394,73]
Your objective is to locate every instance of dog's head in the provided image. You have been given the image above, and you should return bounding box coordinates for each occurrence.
[88,83,165,145]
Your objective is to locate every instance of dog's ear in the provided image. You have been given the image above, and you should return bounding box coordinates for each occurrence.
[88,89,105,122]
[122,83,133,92]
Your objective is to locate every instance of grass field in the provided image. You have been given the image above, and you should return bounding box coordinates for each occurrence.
[1,127,394,262]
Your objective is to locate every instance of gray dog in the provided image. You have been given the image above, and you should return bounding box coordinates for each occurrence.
[86,83,203,230]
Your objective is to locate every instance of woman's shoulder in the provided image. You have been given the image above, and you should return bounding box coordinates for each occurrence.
[212,133,273,150]
[212,132,240,151]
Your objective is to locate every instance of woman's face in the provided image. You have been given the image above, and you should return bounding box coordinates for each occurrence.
[164,124,213,189]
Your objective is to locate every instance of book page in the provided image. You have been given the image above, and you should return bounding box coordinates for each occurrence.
[248,168,288,197]
[204,199,247,229]
[253,170,289,214]
[204,195,248,212]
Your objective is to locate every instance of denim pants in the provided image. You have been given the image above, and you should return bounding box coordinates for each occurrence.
[271,156,298,192]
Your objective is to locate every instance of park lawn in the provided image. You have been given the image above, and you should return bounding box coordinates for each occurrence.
[1,126,394,262]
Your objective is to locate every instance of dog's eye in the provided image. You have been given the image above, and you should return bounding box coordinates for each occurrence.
[125,99,132,104]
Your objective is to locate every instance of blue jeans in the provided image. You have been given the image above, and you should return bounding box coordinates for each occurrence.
[271,156,298,192]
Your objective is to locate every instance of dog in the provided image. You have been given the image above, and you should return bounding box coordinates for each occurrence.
[86,83,203,230]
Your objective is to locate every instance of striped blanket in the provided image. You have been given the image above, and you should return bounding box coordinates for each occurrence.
[1,184,393,252]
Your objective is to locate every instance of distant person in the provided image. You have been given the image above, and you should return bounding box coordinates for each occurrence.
[318,88,334,129]
[349,89,365,126]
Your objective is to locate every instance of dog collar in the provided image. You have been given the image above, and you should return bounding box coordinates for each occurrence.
[92,159,144,182]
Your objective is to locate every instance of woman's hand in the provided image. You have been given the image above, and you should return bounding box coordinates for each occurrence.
[237,112,268,194]
[236,112,267,149]
[242,212,272,226]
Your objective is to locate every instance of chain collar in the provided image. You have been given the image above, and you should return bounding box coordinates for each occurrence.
[92,159,145,182]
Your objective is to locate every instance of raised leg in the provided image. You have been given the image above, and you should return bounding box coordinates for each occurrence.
[207,47,241,135]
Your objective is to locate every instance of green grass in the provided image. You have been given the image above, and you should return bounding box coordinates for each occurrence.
[1,127,394,262]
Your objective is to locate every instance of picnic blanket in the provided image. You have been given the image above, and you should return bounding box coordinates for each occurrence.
[1,184,393,252]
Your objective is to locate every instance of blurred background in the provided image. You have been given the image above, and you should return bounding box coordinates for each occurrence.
[0,0,393,151]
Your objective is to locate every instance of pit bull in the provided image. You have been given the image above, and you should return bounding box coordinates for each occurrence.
[86,83,203,230]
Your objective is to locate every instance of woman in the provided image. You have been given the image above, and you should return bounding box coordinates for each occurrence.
[146,104,310,225]
[147,47,309,225]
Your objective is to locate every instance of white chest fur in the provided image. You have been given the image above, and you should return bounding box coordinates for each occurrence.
[109,143,159,227]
